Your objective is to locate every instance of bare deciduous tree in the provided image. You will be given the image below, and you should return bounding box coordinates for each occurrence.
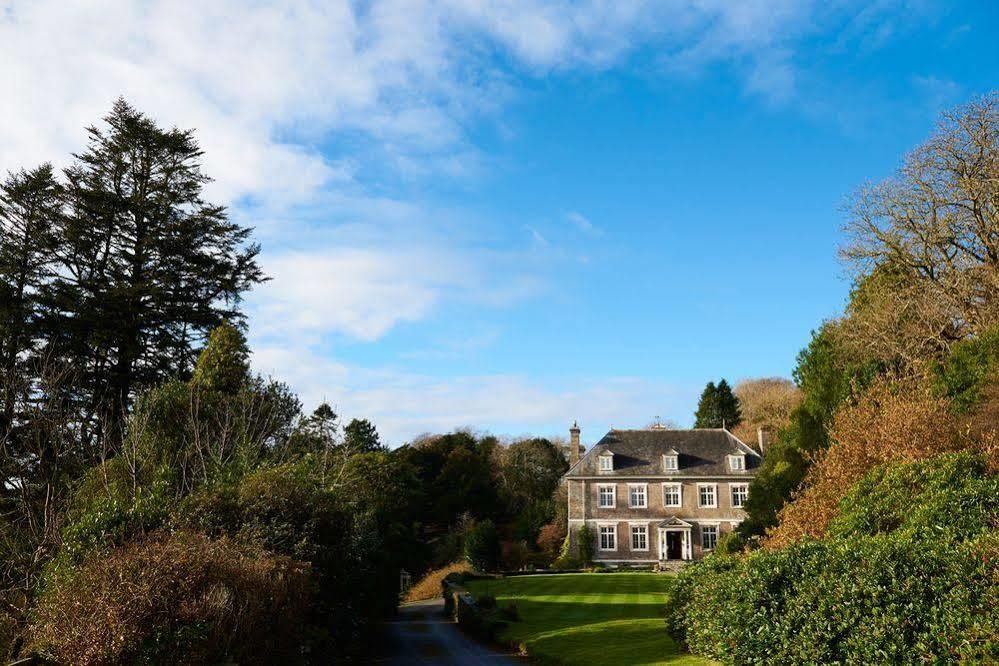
[841,93,999,361]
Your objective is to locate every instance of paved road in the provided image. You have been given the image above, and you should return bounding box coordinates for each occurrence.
[376,598,521,665]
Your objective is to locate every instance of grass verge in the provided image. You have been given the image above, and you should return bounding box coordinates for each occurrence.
[465,572,712,666]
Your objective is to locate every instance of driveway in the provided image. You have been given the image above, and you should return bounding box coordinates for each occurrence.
[376,598,521,665]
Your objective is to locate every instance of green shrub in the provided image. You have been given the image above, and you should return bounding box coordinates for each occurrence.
[665,535,998,664]
[932,326,999,412]
[464,520,501,572]
[714,531,744,556]
[551,555,581,570]
[829,451,999,542]
[576,524,595,565]
[665,454,999,664]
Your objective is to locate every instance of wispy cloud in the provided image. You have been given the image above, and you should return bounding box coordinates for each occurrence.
[0,0,937,442]
[252,343,696,444]
[524,225,550,249]
[565,211,602,237]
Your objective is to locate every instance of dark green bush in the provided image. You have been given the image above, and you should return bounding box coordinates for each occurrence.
[576,524,595,565]
[714,531,744,556]
[829,451,999,541]
[665,453,999,664]
[666,535,998,664]
[465,520,501,572]
[932,326,999,412]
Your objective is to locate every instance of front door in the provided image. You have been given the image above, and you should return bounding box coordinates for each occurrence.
[665,531,682,559]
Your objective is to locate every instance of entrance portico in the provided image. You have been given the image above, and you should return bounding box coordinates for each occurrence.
[657,516,693,561]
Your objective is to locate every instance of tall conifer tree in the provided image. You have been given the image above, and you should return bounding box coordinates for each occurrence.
[47,99,264,442]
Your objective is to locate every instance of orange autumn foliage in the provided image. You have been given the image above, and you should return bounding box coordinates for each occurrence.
[403,561,471,603]
[764,379,966,549]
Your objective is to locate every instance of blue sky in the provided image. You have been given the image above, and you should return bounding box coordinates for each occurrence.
[1,1,997,444]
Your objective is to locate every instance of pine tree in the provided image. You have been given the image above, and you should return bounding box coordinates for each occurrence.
[715,379,742,428]
[344,418,382,453]
[694,381,718,428]
[46,99,264,442]
[0,165,61,430]
[694,379,742,428]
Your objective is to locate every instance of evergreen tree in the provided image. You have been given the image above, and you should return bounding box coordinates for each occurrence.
[715,379,741,428]
[694,379,742,428]
[46,99,264,442]
[344,418,382,453]
[0,165,61,431]
[694,381,718,428]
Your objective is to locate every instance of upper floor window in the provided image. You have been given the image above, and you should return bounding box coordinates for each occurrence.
[662,483,682,508]
[701,525,718,550]
[698,484,717,508]
[629,484,647,508]
[663,453,678,471]
[599,454,613,472]
[598,485,616,508]
[599,525,616,550]
[728,454,746,472]
[731,484,749,508]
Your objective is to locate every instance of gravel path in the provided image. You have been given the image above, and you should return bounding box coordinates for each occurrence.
[375,598,521,665]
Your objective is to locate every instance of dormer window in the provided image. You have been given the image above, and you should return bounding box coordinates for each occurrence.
[599,453,614,472]
[728,454,746,472]
[663,449,679,472]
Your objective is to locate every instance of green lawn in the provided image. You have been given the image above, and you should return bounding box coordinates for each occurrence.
[465,573,712,666]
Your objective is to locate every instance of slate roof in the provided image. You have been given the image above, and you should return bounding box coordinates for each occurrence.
[565,428,761,477]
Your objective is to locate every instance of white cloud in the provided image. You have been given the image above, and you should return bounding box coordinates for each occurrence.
[257,343,695,444]
[251,245,485,342]
[0,0,916,198]
[1,0,927,437]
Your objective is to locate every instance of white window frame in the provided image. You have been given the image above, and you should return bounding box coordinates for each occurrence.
[662,482,683,508]
[697,483,718,508]
[700,525,718,550]
[731,483,749,508]
[597,484,616,509]
[663,454,678,471]
[630,525,649,551]
[598,524,617,551]
[599,454,614,472]
[728,454,746,472]
[628,483,648,508]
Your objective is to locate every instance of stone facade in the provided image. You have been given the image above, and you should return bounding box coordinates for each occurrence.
[564,426,760,564]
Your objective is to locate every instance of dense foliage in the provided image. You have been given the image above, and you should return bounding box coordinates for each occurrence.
[666,453,999,664]
[669,94,999,664]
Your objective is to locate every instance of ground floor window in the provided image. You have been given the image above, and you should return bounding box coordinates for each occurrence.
[599,525,616,550]
[631,525,648,550]
[700,525,718,550]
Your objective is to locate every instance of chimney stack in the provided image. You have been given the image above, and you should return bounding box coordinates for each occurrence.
[757,427,769,456]
[569,421,581,466]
